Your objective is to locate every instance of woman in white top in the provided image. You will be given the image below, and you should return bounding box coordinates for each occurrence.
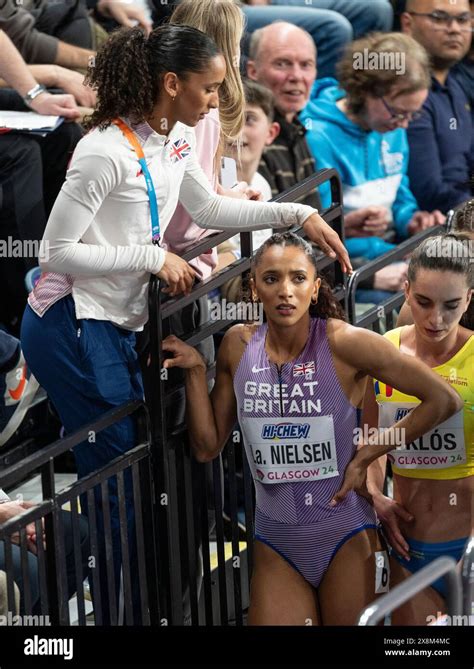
[20,24,348,623]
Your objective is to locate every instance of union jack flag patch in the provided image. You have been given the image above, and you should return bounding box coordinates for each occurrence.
[169,138,191,164]
[293,361,315,377]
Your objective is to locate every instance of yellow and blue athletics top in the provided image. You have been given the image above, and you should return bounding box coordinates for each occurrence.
[374,327,474,480]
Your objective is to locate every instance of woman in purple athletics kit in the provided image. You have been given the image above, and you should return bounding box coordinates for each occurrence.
[162,232,462,625]
[20,24,348,623]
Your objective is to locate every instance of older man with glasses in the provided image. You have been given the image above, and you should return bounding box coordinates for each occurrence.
[401,0,473,213]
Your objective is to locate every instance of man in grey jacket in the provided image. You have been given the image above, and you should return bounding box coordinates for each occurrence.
[0,28,83,332]
[0,0,151,69]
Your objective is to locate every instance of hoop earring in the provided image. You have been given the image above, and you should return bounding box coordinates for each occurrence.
[311,296,318,305]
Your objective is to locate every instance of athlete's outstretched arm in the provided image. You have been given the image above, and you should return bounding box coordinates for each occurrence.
[162,332,238,462]
[332,325,463,504]
[343,325,462,461]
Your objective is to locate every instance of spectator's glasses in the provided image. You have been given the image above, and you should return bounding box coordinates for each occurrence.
[380,97,423,122]
[407,10,473,32]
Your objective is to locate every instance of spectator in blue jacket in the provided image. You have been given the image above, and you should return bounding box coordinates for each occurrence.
[401,0,473,212]
[300,32,445,267]
[452,1,474,117]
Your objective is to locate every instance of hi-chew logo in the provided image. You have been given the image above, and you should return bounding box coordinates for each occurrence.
[261,423,311,440]
[395,407,413,421]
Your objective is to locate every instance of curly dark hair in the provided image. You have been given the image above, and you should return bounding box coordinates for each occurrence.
[84,24,221,130]
[244,232,346,321]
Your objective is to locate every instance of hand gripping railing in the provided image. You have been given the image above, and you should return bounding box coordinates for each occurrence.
[357,556,463,625]
[461,535,474,618]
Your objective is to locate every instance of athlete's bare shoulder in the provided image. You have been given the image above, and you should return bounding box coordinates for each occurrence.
[325,317,357,343]
[325,317,384,369]
[219,323,260,375]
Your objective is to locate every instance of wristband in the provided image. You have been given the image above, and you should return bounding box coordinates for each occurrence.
[23,84,47,108]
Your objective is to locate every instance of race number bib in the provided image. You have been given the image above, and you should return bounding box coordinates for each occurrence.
[378,403,466,470]
[240,415,338,484]
[375,550,390,594]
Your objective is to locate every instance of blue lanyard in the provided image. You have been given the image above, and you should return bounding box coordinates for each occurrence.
[114,119,161,245]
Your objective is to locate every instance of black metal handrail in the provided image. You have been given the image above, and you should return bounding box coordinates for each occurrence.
[346,224,445,327]
[1,166,470,627]
[357,557,463,625]
[461,535,474,618]
[158,168,346,321]
[0,401,145,491]
[0,400,155,626]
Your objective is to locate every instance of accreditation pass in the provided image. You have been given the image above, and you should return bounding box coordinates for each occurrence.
[240,415,339,484]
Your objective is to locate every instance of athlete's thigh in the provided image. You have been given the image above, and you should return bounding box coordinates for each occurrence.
[318,528,386,625]
[248,540,321,626]
[389,557,445,625]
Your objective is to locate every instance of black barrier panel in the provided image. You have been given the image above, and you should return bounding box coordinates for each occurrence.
[1,172,466,628]
[146,169,347,625]
[0,402,157,626]
[1,169,345,627]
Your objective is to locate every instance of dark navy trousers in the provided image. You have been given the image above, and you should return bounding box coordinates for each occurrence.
[21,295,144,623]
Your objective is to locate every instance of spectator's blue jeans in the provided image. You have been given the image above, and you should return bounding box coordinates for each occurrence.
[243,0,393,78]
[0,331,19,373]
[21,295,143,624]
[0,510,89,616]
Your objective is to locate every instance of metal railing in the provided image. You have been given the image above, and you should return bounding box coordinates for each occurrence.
[346,224,445,329]
[0,401,158,625]
[0,168,345,626]
[357,557,463,625]
[461,536,474,618]
[3,167,466,626]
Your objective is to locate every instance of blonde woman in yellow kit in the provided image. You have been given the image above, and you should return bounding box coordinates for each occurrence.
[364,233,473,625]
